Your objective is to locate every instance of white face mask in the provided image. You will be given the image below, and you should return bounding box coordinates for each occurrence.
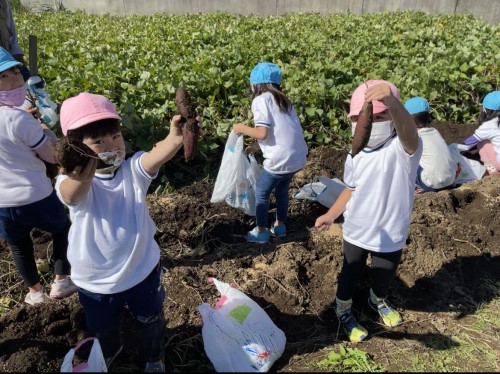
[96,150,125,173]
[351,120,394,149]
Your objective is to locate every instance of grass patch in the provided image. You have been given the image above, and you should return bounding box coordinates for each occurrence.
[316,345,385,372]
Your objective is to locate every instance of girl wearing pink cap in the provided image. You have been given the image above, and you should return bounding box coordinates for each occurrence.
[315,80,423,342]
[55,92,197,372]
[0,47,76,306]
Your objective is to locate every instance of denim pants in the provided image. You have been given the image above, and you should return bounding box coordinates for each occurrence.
[255,169,296,228]
[0,190,71,286]
[77,261,166,363]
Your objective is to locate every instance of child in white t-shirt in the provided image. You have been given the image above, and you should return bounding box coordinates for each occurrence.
[315,80,422,343]
[232,62,308,243]
[55,92,198,372]
[404,96,460,193]
[462,91,500,176]
[0,47,76,306]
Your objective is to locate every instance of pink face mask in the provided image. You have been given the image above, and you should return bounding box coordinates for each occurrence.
[0,85,27,107]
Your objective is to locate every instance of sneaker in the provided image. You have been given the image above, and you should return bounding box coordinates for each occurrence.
[270,223,286,237]
[368,298,402,327]
[105,345,123,369]
[24,288,51,305]
[245,228,270,243]
[49,277,77,299]
[144,359,165,373]
[337,309,368,343]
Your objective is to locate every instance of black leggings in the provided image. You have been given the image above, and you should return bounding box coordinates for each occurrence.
[336,239,402,301]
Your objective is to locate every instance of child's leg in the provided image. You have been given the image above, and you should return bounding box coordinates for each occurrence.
[255,169,278,230]
[478,140,500,173]
[336,240,369,302]
[273,171,296,226]
[368,249,403,327]
[77,287,125,366]
[127,262,166,365]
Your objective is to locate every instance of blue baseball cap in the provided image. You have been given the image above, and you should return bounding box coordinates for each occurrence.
[404,96,430,115]
[482,91,500,110]
[249,62,282,85]
[0,47,21,73]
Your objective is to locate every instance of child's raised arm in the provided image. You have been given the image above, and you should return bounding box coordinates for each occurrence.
[365,83,420,155]
[141,114,187,175]
[59,158,98,205]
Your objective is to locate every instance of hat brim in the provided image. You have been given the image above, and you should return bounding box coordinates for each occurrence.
[0,60,22,73]
[64,112,122,135]
[348,100,387,118]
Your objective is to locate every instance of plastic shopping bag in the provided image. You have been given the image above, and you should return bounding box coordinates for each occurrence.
[198,278,286,372]
[316,177,346,208]
[211,131,244,203]
[225,153,261,216]
[448,143,486,185]
[292,181,326,201]
[61,337,107,372]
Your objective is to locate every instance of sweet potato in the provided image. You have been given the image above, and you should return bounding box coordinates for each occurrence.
[351,101,373,156]
[53,137,97,174]
[175,87,199,161]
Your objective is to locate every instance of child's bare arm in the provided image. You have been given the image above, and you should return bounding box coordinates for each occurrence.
[141,114,185,175]
[233,123,269,140]
[365,84,420,155]
[59,158,97,205]
[315,187,352,229]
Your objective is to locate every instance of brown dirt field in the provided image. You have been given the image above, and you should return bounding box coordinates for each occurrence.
[0,122,499,372]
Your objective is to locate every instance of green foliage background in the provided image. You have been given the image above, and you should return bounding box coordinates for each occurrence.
[13,10,500,181]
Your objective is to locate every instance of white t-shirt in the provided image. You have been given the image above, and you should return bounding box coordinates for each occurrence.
[342,135,423,253]
[418,127,457,189]
[0,106,53,207]
[252,92,308,174]
[55,152,160,294]
[474,118,500,163]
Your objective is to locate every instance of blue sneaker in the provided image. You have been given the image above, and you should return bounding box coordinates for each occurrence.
[245,228,270,243]
[270,224,286,237]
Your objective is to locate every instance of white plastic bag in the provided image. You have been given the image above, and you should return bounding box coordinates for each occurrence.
[61,337,107,372]
[211,131,244,203]
[292,182,326,201]
[198,277,286,372]
[316,177,346,208]
[225,153,260,216]
[448,143,486,185]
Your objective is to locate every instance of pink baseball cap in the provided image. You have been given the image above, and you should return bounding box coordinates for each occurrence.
[347,79,400,118]
[60,93,122,135]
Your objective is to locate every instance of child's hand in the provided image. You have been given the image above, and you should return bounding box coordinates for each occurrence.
[169,114,184,137]
[315,214,334,230]
[245,142,260,155]
[365,83,397,107]
[66,158,97,182]
[232,123,246,135]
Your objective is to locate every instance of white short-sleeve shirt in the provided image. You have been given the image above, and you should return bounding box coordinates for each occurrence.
[474,118,500,163]
[55,152,160,294]
[251,92,308,174]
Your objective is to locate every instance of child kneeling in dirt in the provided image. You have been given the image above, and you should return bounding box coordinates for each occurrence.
[315,80,422,342]
[0,47,76,305]
[55,93,199,372]
[404,96,460,193]
[461,91,500,176]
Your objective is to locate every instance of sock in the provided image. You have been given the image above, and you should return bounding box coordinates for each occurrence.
[369,288,384,305]
[335,297,353,316]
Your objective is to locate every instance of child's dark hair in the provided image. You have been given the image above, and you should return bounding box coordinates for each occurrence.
[477,109,500,127]
[412,111,431,129]
[66,118,121,141]
[252,83,292,113]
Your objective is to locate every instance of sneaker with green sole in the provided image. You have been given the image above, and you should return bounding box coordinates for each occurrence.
[368,298,402,327]
[337,309,368,342]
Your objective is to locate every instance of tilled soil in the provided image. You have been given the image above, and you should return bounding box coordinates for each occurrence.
[0,121,498,372]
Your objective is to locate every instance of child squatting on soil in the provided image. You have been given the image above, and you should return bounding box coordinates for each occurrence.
[232,62,308,243]
[0,47,76,305]
[461,91,500,176]
[55,93,199,372]
[315,80,423,343]
[404,96,460,193]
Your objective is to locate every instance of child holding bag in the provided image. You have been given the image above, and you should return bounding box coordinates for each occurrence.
[232,62,308,243]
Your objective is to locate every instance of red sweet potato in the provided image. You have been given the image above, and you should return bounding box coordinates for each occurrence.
[175,87,199,161]
[351,101,373,156]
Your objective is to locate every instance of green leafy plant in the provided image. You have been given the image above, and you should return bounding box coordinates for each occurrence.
[317,345,385,372]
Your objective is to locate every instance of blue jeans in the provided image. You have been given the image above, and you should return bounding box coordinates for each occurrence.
[255,169,297,228]
[0,190,70,286]
[77,261,166,363]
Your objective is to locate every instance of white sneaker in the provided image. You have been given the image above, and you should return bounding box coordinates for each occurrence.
[25,288,51,305]
[49,278,77,299]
